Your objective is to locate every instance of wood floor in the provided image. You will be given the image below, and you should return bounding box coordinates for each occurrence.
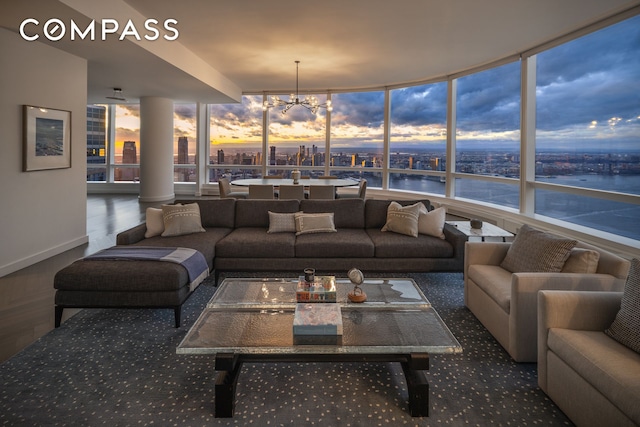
[0,194,157,363]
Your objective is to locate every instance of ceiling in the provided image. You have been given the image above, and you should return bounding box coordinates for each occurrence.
[2,0,639,104]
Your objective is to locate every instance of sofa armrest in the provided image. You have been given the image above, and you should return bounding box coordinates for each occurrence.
[443,223,468,269]
[509,272,623,362]
[537,290,623,391]
[116,223,147,245]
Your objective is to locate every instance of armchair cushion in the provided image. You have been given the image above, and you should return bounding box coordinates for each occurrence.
[606,258,640,353]
[501,224,576,273]
[561,248,600,274]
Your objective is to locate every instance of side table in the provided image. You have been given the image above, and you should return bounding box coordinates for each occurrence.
[446,221,514,242]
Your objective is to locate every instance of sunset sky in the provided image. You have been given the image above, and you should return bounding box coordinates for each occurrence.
[112,14,639,157]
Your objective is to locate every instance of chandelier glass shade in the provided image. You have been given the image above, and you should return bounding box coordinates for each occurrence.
[262,61,332,115]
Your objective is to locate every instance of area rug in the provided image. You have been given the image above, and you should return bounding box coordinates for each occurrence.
[0,272,572,426]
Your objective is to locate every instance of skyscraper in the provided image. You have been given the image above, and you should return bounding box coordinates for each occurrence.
[86,105,106,181]
[119,141,138,181]
[178,137,189,164]
[270,146,276,165]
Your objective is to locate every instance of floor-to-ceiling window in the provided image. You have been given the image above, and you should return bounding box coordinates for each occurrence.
[330,91,385,186]
[87,12,640,245]
[455,61,521,208]
[173,103,197,183]
[534,13,640,240]
[209,95,263,181]
[267,93,328,177]
[389,82,448,195]
[113,104,140,182]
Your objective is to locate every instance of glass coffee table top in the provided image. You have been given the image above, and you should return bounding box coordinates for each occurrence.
[177,277,462,356]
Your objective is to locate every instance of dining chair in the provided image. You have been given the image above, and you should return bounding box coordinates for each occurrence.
[337,179,367,199]
[278,185,305,200]
[248,184,275,199]
[308,185,336,200]
[218,177,248,199]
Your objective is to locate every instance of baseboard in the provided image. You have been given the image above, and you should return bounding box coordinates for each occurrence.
[0,235,88,278]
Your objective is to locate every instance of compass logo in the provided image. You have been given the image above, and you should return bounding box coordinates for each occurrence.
[19,18,179,42]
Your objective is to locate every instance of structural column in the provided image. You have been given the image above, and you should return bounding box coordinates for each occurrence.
[139,96,174,202]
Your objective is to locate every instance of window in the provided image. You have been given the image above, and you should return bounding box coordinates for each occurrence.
[455,61,521,206]
[174,103,197,183]
[328,91,385,185]
[267,93,328,177]
[390,82,447,194]
[209,95,263,182]
[535,14,640,239]
[114,105,140,182]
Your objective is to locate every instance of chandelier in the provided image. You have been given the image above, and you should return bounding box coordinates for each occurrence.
[262,61,332,115]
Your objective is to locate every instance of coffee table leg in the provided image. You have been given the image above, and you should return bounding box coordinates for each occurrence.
[214,354,242,418]
[402,353,430,417]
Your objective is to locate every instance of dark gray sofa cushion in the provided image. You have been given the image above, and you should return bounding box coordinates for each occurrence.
[365,199,432,229]
[175,199,236,228]
[216,228,296,258]
[300,199,365,228]
[235,200,300,228]
[366,228,453,258]
[295,229,375,258]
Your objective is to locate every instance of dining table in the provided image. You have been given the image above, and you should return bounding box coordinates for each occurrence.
[229,178,359,187]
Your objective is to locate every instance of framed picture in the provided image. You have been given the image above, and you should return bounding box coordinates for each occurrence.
[23,105,71,171]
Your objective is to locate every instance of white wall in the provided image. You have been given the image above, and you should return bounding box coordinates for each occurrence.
[0,28,88,277]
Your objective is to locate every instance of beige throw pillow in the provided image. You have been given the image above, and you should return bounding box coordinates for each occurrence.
[561,248,600,273]
[381,202,424,237]
[418,206,446,239]
[500,224,577,273]
[294,212,337,235]
[161,203,206,237]
[267,211,298,233]
[144,207,164,238]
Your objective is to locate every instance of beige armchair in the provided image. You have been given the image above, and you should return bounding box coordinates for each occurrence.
[464,240,629,362]
[538,290,640,426]
[218,178,247,199]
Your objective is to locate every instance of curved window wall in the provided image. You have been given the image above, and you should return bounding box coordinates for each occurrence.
[89,12,640,244]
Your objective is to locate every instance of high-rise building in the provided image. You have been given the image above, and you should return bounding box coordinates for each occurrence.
[86,105,106,181]
[118,141,138,181]
[217,149,225,164]
[270,146,276,165]
[178,137,189,164]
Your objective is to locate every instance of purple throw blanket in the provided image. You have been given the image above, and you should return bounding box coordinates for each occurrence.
[86,246,209,291]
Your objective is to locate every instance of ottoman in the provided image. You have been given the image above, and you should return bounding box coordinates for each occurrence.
[54,257,200,328]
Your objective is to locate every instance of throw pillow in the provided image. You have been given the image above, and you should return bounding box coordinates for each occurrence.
[294,212,337,235]
[144,207,164,238]
[418,206,446,239]
[605,258,640,353]
[161,203,206,237]
[381,202,425,237]
[267,211,298,233]
[500,224,577,273]
[561,248,600,274]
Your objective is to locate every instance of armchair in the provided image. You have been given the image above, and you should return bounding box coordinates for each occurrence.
[538,290,640,426]
[464,239,629,362]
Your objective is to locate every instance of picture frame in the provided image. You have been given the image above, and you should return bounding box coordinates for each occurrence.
[23,105,71,171]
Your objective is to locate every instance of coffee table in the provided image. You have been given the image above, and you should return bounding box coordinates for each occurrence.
[177,277,462,417]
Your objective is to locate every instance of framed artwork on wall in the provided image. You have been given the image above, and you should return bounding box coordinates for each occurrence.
[23,105,71,171]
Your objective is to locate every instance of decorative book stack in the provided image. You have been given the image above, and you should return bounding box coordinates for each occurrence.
[296,276,337,303]
[293,303,343,336]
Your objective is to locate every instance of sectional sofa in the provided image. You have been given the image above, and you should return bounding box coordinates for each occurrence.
[54,198,466,327]
[116,198,466,281]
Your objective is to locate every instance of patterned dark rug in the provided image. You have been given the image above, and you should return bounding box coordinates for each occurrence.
[0,272,572,426]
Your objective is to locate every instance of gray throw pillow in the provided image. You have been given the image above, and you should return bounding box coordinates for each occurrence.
[606,258,640,354]
[500,224,577,273]
[267,211,298,233]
